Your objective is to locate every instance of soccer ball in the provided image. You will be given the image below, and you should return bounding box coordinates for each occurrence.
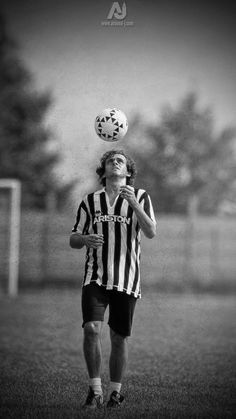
[95,108,128,142]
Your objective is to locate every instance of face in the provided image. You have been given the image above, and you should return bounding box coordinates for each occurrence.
[104,153,130,180]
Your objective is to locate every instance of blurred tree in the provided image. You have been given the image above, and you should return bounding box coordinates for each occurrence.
[0,14,72,209]
[127,92,236,214]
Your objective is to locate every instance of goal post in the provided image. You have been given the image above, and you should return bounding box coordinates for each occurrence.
[0,179,21,297]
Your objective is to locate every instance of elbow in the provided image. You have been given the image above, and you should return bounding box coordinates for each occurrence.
[69,236,74,248]
[147,231,156,239]
[146,225,156,239]
[69,234,77,248]
[147,218,157,239]
[70,233,84,249]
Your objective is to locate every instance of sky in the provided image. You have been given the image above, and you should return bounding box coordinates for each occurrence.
[1,0,236,199]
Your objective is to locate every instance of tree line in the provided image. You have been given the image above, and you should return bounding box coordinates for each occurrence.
[0,14,74,209]
[126,93,236,214]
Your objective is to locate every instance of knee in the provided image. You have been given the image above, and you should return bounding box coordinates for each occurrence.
[84,321,101,339]
[110,330,128,348]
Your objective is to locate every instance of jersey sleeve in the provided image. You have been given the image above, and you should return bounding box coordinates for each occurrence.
[71,199,90,234]
[138,190,156,223]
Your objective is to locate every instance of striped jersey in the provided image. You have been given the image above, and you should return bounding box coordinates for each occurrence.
[71,188,155,298]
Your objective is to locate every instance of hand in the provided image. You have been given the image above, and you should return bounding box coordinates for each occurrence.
[84,234,104,249]
[120,185,137,205]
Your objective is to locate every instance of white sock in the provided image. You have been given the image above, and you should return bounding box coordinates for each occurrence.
[90,377,103,395]
[109,381,122,395]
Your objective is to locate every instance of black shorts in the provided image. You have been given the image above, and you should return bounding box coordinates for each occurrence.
[81,283,137,337]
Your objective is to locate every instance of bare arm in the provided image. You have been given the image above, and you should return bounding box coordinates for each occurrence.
[70,232,104,249]
[120,186,156,239]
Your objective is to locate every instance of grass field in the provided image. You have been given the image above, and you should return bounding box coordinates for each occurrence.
[0,289,235,418]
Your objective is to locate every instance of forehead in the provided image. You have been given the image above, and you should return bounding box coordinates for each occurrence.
[106,153,127,163]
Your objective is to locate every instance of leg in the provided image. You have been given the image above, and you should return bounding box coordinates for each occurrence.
[106,292,137,406]
[81,285,108,408]
[82,320,104,408]
[83,320,103,379]
[108,291,136,384]
[109,328,128,383]
[107,328,127,407]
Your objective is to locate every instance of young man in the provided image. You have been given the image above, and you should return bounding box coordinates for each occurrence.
[70,149,156,409]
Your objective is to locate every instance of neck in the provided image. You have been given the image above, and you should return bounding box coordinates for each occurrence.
[105,179,126,195]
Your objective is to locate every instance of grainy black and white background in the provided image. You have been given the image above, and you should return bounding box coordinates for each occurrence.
[0,1,236,418]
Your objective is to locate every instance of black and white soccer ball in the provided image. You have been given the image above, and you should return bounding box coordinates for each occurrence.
[95,108,128,142]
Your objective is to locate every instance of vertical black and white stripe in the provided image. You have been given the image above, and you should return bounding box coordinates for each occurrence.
[72,188,155,298]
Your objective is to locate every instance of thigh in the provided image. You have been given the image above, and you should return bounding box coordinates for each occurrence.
[81,283,109,327]
[108,291,137,337]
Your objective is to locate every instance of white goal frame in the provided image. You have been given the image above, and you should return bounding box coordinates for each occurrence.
[0,179,21,297]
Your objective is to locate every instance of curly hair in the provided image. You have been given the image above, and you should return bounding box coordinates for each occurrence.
[96,149,137,186]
